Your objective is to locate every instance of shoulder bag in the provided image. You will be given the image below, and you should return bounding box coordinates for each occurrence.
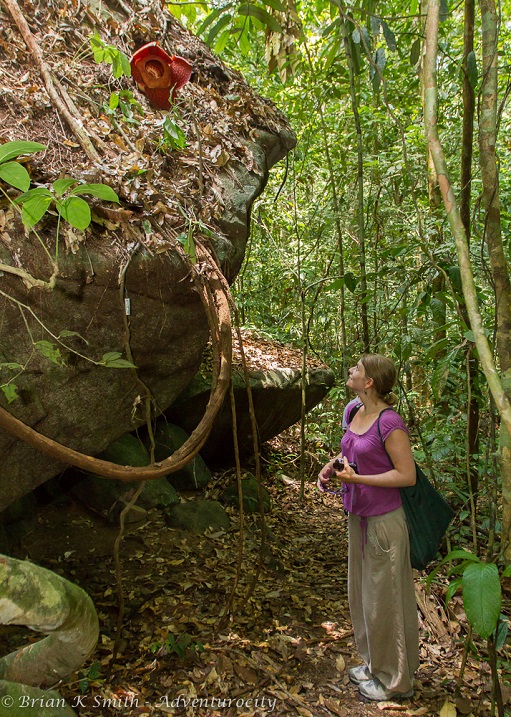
[376,409,455,570]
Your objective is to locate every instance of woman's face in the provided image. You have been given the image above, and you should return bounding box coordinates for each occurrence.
[346,360,369,394]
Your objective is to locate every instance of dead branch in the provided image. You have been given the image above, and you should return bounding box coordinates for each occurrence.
[1,0,102,163]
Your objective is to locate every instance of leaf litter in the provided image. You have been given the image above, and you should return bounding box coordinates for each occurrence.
[2,425,506,717]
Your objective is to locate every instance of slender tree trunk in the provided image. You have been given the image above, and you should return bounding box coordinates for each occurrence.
[460,0,480,500]
[423,0,511,527]
[479,0,511,560]
[343,32,370,353]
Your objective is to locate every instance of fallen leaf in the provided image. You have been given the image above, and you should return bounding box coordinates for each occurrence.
[439,699,457,717]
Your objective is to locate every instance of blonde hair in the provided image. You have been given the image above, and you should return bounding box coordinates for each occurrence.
[360,354,398,406]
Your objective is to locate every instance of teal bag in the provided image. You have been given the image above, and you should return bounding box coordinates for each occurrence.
[377,409,455,570]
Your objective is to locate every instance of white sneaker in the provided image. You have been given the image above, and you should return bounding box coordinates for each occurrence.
[348,664,372,684]
[359,677,414,701]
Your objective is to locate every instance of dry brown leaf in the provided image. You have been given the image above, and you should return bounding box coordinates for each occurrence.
[335,655,346,673]
[439,699,457,717]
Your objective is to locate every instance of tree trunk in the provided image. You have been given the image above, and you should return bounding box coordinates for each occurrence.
[479,0,511,561]
[460,0,480,500]
[343,30,370,353]
[423,0,511,512]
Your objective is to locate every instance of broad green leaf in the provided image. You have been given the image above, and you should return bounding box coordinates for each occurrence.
[381,20,397,51]
[462,562,501,639]
[20,193,53,228]
[70,183,119,203]
[99,351,136,369]
[57,196,91,230]
[214,28,231,54]
[344,271,358,293]
[184,229,197,263]
[0,362,23,370]
[262,0,286,11]
[109,92,120,109]
[323,38,342,72]
[53,178,77,197]
[410,37,421,66]
[369,15,381,36]
[112,52,131,78]
[446,577,462,603]
[196,5,230,37]
[15,187,53,203]
[0,161,31,191]
[466,50,478,89]
[238,5,282,33]
[0,140,46,164]
[495,614,509,650]
[1,383,19,403]
[34,340,66,366]
[502,565,511,578]
[207,16,230,48]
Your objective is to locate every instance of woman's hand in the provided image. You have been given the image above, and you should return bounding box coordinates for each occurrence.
[334,456,358,483]
[317,461,334,492]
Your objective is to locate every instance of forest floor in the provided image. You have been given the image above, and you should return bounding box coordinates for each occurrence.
[2,438,505,717]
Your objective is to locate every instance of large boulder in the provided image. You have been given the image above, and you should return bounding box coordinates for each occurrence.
[150,421,212,492]
[0,0,295,511]
[70,435,180,522]
[164,500,230,533]
[167,366,335,464]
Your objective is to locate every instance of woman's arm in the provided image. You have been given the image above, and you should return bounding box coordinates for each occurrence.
[335,429,416,488]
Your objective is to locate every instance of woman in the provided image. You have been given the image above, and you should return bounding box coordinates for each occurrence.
[318,354,419,701]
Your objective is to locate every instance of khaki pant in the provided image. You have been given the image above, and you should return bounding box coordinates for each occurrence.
[348,507,419,693]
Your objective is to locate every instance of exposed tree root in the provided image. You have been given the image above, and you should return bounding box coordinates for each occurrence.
[0,244,232,481]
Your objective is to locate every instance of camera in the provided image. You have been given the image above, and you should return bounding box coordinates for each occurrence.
[332,458,357,472]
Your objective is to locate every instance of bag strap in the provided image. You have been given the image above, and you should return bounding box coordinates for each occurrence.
[376,407,397,468]
[347,401,362,424]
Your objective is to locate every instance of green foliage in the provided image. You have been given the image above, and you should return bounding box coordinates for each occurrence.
[0,141,46,192]
[151,632,204,658]
[158,113,188,152]
[15,180,119,230]
[90,34,131,78]
[79,662,102,693]
[99,352,137,369]
[105,90,143,125]
[429,551,507,640]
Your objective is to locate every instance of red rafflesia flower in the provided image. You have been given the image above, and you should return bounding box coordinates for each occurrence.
[130,42,192,110]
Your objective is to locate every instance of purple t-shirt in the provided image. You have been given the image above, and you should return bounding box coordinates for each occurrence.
[341,407,408,516]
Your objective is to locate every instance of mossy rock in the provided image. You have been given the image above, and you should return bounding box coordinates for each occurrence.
[220,477,271,514]
[164,500,230,533]
[72,434,179,521]
[150,421,212,491]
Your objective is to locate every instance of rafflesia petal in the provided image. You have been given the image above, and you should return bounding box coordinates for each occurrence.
[130,43,192,110]
[169,55,193,100]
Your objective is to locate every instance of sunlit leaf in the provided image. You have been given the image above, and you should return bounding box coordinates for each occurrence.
[57,196,91,230]
[53,178,78,197]
[1,383,19,403]
[238,5,282,33]
[99,351,137,369]
[34,340,66,366]
[70,183,119,202]
[0,161,31,191]
[0,141,46,164]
